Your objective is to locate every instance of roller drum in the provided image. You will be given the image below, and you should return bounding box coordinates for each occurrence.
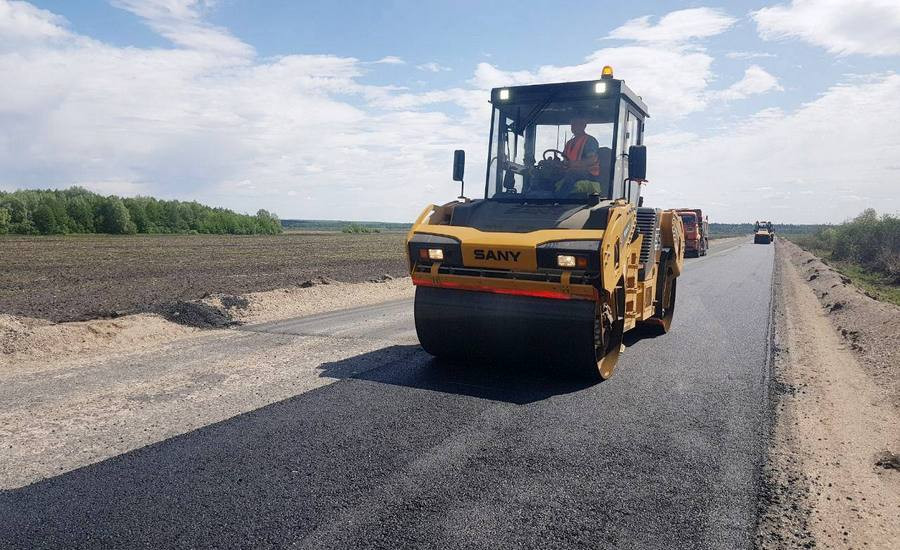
[414,286,598,373]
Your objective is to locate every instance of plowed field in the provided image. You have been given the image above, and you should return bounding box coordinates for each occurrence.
[1,233,407,322]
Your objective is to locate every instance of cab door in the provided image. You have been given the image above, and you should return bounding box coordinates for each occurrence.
[614,103,644,204]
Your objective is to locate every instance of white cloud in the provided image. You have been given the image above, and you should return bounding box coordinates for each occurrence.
[0,0,72,46]
[373,55,405,65]
[416,62,450,72]
[753,0,900,56]
[0,0,480,220]
[608,8,736,43]
[726,51,776,60]
[112,0,253,57]
[471,8,741,120]
[647,73,900,223]
[714,65,783,101]
[472,45,719,119]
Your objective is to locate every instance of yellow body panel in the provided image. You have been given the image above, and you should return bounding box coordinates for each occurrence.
[406,201,684,326]
[411,271,597,301]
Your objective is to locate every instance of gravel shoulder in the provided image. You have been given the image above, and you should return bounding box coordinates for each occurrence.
[779,239,900,407]
[756,241,900,549]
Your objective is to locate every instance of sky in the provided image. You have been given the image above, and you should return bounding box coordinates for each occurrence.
[1,0,899,223]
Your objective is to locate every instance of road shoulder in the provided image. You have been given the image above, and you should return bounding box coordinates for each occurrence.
[756,241,900,549]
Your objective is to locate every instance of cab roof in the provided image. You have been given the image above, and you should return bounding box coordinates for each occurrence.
[490,78,649,119]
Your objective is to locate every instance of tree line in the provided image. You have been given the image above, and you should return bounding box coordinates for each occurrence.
[709,222,826,236]
[0,188,282,235]
[282,219,411,232]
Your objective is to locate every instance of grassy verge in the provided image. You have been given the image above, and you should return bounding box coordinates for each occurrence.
[784,234,900,306]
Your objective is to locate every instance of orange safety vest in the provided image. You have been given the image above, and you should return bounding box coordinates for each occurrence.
[563,134,600,177]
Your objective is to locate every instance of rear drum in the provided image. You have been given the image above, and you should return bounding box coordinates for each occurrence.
[414,286,611,381]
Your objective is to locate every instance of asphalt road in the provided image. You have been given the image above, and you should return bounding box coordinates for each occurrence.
[0,238,774,549]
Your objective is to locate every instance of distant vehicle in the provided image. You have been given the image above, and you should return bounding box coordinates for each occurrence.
[405,67,685,381]
[754,221,774,244]
[676,209,708,257]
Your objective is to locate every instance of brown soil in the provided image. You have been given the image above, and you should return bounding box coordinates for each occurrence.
[0,232,407,322]
[781,239,900,408]
[1,276,414,372]
[0,313,198,369]
[756,241,900,549]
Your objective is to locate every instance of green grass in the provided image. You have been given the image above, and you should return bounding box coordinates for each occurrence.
[825,260,900,306]
[784,234,900,307]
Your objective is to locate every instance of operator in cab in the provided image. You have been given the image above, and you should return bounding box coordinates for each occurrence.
[563,118,601,180]
[557,118,602,195]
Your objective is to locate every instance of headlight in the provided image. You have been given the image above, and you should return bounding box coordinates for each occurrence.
[537,240,601,271]
[557,254,576,268]
[408,233,461,269]
[557,254,588,268]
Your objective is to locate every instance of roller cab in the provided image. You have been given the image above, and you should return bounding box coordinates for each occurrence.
[406,69,685,381]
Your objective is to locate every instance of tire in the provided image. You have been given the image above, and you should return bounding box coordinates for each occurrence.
[581,285,624,382]
[640,251,677,334]
[652,274,676,333]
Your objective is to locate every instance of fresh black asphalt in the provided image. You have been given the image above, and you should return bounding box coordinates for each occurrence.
[0,240,774,549]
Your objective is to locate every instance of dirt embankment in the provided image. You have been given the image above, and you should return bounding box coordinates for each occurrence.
[782,239,900,407]
[756,240,900,549]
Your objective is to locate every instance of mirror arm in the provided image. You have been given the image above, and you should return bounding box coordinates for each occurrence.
[452,149,467,200]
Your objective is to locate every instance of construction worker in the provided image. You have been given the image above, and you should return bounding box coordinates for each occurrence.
[563,118,601,179]
[556,118,602,194]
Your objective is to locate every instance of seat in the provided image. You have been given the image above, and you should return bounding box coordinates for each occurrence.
[595,146,612,196]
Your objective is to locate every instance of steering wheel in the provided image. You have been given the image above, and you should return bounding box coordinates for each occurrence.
[543,149,569,162]
[528,151,570,193]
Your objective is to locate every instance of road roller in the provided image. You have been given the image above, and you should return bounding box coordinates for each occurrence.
[406,67,685,381]
[754,221,775,244]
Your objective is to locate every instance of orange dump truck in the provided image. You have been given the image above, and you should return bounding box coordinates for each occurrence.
[676,209,708,257]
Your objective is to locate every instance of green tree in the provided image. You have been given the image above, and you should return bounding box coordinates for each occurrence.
[0,187,282,236]
[66,196,96,233]
[256,209,282,235]
[32,203,63,234]
[99,198,137,234]
[0,207,10,234]
[0,196,31,233]
[123,197,151,233]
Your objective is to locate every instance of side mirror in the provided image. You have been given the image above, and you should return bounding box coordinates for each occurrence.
[628,145,647,181]
[452,150,465,182]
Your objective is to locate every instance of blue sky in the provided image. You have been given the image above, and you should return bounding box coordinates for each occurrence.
[3,0,900,222]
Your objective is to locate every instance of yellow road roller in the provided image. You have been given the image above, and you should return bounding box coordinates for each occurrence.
[406,67,685,381]
[754,221,775,244]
